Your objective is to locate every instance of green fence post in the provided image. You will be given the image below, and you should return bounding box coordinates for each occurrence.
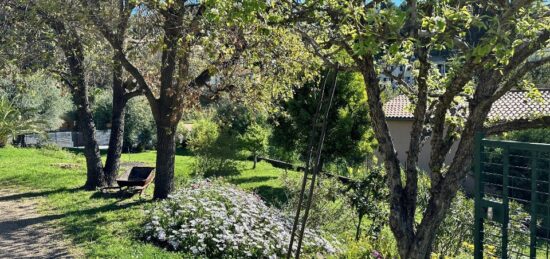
[474,132,484,259]
[502,145,509,259]
[530,151,538,258]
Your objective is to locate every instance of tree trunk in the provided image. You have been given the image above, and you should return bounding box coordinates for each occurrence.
[253,154,257,169]
[103,60,127,186]
[74,92,106,190]
[40,15,105,190]
[153,123,177,199]
[104,94,126,186]
[355,213,364,241]
[15,135,26,147]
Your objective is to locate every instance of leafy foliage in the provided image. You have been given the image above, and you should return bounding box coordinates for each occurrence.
[187,117,238,177]
[0,66,71,130]
[123,97,156,151]
[272,71,375,172]
[0,97,43,147]
[502,128,550,144]
[239,122,270,162]
[345,166,389,241]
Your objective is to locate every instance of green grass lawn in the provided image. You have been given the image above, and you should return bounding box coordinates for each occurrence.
[0,146,295,258]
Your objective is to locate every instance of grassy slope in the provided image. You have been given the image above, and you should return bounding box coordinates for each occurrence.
[0,147,293,258]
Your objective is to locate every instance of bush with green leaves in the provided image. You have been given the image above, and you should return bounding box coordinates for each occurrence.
[281,172,356,236]
[90,92,156,151]
[187,118,238,177]
[271,71,376,174]
[123,97,156,151]
[345,166,389,241]
[431,191,474,257]
[90,88,112,130]
[142,180,338,258]
[502,128,550,144]
[0,97,43,147]
[0,68,71,131]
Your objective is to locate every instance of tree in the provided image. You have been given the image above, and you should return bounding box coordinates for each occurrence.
[4,1,108,189]
[272,71,376,173]
[279,1,550,257]
[90,0,142,185]
[83,0,317,198]
[240,122,270,169]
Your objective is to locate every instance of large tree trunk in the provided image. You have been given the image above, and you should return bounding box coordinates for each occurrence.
[153,123,177,199]
[44,17,106,190]
[103,60,127,186]
[74,89,106,190]
[104,92,126,186]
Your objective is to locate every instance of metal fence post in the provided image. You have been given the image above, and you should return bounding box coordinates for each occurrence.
[502,145,510,259]
[474,132,485,259]
[530,151,538,258]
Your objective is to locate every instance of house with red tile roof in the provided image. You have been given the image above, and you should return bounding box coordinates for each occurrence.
[383,89,550,172]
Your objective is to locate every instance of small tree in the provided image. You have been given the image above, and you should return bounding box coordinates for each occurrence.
[272,71,375,173]
[240,123,270,169]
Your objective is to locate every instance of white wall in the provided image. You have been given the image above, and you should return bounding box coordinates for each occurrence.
[384,120,459,172]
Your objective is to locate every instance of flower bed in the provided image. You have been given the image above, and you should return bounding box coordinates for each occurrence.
[142,180,337,258]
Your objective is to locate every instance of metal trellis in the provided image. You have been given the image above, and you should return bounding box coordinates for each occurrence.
[287,68,339,259]
[474,134,550,258]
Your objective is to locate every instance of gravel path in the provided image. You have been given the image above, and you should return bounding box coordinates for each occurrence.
[0,189,73,259]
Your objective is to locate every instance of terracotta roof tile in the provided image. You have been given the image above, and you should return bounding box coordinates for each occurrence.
[384,89,550,121]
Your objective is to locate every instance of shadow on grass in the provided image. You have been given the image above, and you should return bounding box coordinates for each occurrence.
[90,190,136,200]
[65,148,109,156]
[229,176,277,185]
[0,198,146,236]
[253,185,288,208]
[0,187,83,202]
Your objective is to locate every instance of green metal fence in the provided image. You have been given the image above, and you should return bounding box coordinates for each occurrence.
[474,134,550,258]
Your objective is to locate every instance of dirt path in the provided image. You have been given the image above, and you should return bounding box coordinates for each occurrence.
[0,189,73,259]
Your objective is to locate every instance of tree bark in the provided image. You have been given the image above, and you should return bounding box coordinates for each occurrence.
[355,213,364,241]
[153,123,177,199]
[103,59,127,186]
[73,87,106,190]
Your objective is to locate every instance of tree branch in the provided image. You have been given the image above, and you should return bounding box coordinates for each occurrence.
[484,116,550,135]
[81,0,157,104]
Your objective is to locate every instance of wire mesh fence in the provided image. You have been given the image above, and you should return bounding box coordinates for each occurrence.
[474,135,550,258]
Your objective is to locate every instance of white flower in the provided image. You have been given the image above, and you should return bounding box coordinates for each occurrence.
[142,180,336,257]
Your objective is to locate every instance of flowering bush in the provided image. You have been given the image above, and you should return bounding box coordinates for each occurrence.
[142,180,337,258]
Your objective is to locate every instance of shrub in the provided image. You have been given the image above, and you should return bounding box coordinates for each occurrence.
[0,67,71,130]
[281,172,356,236]
[124,97,156,151]
[0,97,43,147]
[187,118,219,155]
[345,166,389,241]
[142,180,337,258]
[188,118,239,177]
[502,128,550,144]
[431,191,474,257]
